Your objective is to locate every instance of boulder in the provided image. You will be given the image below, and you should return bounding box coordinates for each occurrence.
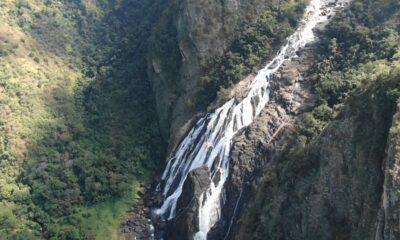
[166,166,211,239]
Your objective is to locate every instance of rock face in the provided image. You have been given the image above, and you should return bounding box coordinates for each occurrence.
[166,166,211,240]
[375,110,400,240]
[147,0,281,149]
[234,77,400,239]
[206,43,318,240]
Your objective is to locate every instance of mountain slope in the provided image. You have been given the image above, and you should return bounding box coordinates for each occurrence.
[0,0,165,239]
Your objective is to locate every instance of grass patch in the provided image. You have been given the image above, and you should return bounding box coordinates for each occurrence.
[76,180,141,240]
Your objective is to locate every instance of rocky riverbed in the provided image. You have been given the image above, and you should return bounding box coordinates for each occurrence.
[120,180,161,240]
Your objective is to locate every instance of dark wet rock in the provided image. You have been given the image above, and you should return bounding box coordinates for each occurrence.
[166,166,211,240]
[212,169,222,186]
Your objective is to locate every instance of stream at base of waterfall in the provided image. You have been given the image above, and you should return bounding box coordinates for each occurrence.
[153,0,350,239]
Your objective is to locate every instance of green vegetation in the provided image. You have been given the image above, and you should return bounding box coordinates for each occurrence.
[196,0,308,108]
[259,0,400,146]
[0,0,166,239]
[148,0,182,93]
[301,0,400,138]
[72,181,141,240]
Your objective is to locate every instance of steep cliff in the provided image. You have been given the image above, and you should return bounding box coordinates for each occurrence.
[376,103,400,240]
[147,0,307,147]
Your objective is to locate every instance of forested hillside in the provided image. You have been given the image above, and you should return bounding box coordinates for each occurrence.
[0,0,166,239]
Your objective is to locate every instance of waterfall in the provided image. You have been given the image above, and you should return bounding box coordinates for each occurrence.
[154,0,349,239]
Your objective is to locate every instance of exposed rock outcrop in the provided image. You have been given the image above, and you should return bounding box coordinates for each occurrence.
[166,166,211,240]
[147,0,287,149]
[375,110,400,240]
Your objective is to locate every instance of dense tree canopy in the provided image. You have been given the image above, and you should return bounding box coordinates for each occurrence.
[0,0,165,238]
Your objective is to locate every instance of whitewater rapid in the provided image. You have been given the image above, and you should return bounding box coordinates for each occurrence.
[154,0,349,239]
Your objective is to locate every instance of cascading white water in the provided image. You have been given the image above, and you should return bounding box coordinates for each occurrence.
[154,0,349,239]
